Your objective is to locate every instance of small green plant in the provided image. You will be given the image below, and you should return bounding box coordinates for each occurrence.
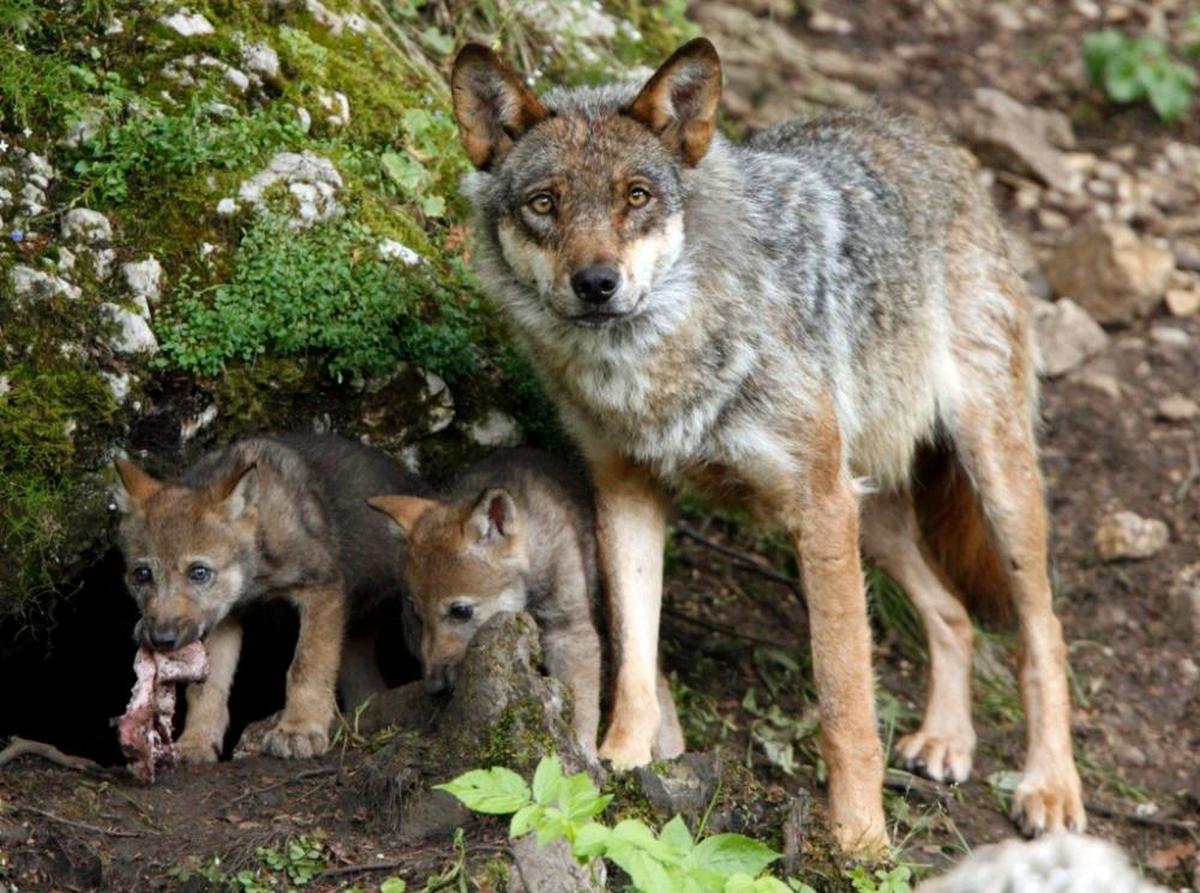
[844,864,913,893]
[437,754,793,892]
[1083,29,1198,122]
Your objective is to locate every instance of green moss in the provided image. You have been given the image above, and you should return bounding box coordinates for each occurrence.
[482,698,559,773]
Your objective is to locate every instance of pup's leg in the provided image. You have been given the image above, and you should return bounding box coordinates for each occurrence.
[263,584,345,759]
[543,622,603,760]
[338,626,387,713]
[652,669,685,760]
[862,493,976,783]
[952,407,1084,835]
[782,417,887,854]
[176,615,243,763]
[591,452,670,768]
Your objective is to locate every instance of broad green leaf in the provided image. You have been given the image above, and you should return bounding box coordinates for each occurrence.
[610,819,679,864]
[606,847,676,893]
[1104,52,1147,103]
[435,767,531,814]
[659,815,694,859]
[510,804,542,839]
[724,876,756,893]
[1142,60,1196,123]
[1083,30,1126,85]
[421,194,446,217]
[381,151,426,192]
[573,822,611,859]
[787,881,818,893]
[380,879,407,893]
[532,755,564,805]
[753,879,795,892]
[691,834,779,879]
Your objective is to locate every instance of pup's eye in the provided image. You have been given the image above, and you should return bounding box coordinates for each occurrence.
[132,566,153,585]
[187,563,213,584]
[448,603,474,622]
[627,185,651,208]
[527,193,554,215]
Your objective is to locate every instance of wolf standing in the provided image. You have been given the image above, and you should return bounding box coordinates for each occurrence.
[450,38,1084,850]
[114,434,426,761]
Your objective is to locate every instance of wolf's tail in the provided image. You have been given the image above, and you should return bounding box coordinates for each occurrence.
[911,443,1013,626]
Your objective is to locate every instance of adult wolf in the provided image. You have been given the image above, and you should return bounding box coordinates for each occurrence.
[450,38,1084,851]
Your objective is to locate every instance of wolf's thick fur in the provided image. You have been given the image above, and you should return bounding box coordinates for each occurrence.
[114,434,427,761]
[369,447,684,760]
[450,38,1085,851]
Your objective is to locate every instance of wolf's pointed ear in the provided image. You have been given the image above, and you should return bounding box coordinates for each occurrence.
[626,38,722,166]
[368,495,440,536]
[464,487,519,547]
[208,463,258,521]
[114,459,162,512]
[451,43,549,170]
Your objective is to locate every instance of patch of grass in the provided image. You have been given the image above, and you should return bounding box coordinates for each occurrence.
[1084,29,1198,123]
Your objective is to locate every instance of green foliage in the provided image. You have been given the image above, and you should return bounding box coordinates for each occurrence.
[169,834,328,891]
[157,213,479,383]
[70,94,307,204]
[438,754,794,893]
[1084,29,1198,123]
[844,865,913,893]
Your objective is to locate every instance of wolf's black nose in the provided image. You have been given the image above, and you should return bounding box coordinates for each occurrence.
[571,266,621,305]
[147,626,179,651]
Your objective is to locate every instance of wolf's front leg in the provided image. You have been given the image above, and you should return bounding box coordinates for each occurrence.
[543,622,603,760]
[591,453,669,769]
[785,439,888,855]
[263,585,345,759]
[177,616,243,763]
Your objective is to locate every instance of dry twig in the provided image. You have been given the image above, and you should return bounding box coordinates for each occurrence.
[0,737,104,775]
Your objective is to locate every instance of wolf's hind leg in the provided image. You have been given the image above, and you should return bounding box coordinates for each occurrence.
[652,670,684,760]
[177,616,243,763]
[543,621,604,760]
[338,627,387,713]
[263,585,344,760]
[861,493,976,783]
[951,405,1084,835]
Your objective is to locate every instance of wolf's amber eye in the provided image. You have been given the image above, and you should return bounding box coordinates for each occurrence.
[187,563,213,584]
[133,566,153,585]
[627,185,651,208]
[527,193,554,215]
[448,603,474,622]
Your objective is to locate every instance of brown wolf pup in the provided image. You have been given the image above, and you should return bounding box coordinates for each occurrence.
[368,447,684,761]
[449,38,1084,851]
[114,434,427,761]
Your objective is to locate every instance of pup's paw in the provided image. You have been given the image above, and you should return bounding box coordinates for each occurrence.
[175,731,222,764]
[262,719,330,760]
[1010,768,1086,836]
[894,729,975,784]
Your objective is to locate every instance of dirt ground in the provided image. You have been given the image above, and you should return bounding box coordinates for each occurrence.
[1,2,1198,891]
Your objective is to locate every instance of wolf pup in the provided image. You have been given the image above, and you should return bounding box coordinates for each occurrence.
[368,447,684,761]
[449,39,1084,850]
[114,434,427,762]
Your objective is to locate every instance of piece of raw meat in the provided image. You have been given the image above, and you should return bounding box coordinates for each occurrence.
[117,642,208,782]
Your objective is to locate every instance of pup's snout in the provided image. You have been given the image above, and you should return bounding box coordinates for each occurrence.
[570,265,621,305]
[144,622,181,651]
[423,664,456,696]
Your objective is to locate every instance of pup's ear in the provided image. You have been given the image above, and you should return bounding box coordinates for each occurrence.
[464,487,519,547]
[626,37,722,166]
[113,459,162,512]
[208,463,258,521]
[368,495,440,536]
[451,43,549,170]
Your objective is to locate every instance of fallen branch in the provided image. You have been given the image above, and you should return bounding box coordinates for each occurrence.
[0,737,104,775]
[13,803,143,839]
[663,605,794,650]
[319,859,405,880]
[1086,799,1197,833]
[675,524,803,593]
[883,768,951,799]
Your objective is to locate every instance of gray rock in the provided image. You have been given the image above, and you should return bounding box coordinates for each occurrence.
[1045,223,1174,324]
[634,753,719,824]
[1156,394,1199,422]
[61,207,112,245]
[102,371,133,404]
[960,89,1077,188]
[1031,298,1108,378]
[11,266,81,302]
[239,41,280,79]
[1095,511,1169,562]
[509,836,606,893]
[1170,564,1200,643]
[378,238,422,266]
[238,150,343,227]
[122,258,163,310]
[1148,325,1191,350]
[159,10,214,36]
[216,197,237,216]
[101,303,159,355]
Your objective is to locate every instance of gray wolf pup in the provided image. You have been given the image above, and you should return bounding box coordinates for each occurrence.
[368,447,684,761]
[114,434,427,761]
[449,38,1084,851]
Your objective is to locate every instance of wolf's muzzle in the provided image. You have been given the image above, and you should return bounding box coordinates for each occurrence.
[570,265,621,305]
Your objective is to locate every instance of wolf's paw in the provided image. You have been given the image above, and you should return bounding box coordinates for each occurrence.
[1011,768,1086,836]
[262,720,330,760]
[830,813,891,859]
[598,732,653,771]
[894,729,976,784]
[175,732,222,764]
